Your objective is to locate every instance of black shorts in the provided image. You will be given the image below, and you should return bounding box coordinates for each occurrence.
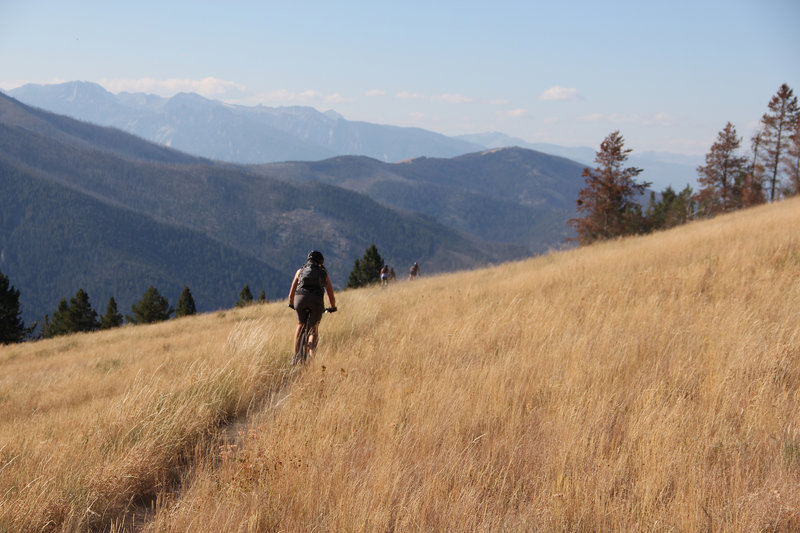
[294,293,324,326]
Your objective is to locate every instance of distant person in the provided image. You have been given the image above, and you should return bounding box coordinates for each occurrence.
[288,250,336,358]
[409,261,420,280]
[380,264,391,288]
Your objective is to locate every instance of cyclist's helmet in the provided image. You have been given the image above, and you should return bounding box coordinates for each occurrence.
[307,250,324,265]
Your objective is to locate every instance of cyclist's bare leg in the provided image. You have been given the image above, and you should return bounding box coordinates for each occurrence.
[293,322,304,354]
[308,325,319,356]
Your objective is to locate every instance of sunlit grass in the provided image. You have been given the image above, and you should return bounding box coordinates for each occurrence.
[1,198,799,531]
[0,306,294,531]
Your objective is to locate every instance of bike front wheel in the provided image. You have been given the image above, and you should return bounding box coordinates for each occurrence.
[293,311,312,365]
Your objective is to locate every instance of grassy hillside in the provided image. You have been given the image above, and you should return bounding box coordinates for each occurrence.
[1,198,798,531]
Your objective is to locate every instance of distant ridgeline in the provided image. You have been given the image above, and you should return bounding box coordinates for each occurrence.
[0,92,587,329]
[7,80,484,164]
[8,81,700,190]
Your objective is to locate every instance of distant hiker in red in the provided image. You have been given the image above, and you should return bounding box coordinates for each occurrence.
[380,265,390,288]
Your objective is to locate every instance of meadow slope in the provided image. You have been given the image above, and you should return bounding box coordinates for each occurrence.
[1,198,798,532]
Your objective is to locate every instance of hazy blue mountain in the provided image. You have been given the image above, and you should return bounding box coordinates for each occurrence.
[8,81,482,164]
[455,132,701,192]
[1,92,526,325]
[256,147,586,252]
[7,82,701,192]
[0,88,204,166]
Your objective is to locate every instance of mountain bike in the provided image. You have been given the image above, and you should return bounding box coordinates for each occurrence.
[291,306,337,365]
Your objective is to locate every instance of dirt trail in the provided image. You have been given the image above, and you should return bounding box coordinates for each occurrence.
[107,363,302,532]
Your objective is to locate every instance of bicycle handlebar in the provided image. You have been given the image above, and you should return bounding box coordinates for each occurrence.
[288,304,337,313]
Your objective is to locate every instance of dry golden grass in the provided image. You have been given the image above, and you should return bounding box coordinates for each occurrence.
[0,306,294,531]
[2,197,799,532]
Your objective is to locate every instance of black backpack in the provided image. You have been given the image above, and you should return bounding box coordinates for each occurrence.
[296,262,327,296]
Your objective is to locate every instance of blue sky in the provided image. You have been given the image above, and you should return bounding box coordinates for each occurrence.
[1,0,798,155]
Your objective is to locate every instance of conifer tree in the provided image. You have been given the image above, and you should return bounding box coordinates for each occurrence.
[694,122,749,216]
[784,116,800,196]
[646,185,695,231]
[0,270,26,344]
[258,290,267,304]
[129,286,173,324]
[43,299,71,338]
[237,284,254,307]
[760,83,799,201]
[346,244,385,288]
[68,289,99,332]
[42,289,99,337]
[569,131,651,244]
[175,286,197,317]
[347,259,363,289]
[743,131,767,207]
[100,297,124,329]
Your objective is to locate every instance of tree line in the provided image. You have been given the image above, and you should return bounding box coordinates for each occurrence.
[570,84,799,244]
[0,244,390,344]
[0,278,272,343]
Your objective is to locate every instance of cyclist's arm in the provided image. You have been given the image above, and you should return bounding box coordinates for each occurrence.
[325,274,336,308]
[288,269,300,306]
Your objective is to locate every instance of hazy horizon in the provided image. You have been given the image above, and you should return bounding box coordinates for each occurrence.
[1,0,798,156]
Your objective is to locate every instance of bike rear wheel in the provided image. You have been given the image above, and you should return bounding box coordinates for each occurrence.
[293,310,312,365]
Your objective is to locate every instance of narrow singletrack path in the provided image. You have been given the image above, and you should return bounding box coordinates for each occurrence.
[108,362,303,532]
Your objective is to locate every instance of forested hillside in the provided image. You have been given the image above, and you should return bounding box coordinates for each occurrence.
[0,93,530,325]
[256,147,585,251]
[1,160,285,324]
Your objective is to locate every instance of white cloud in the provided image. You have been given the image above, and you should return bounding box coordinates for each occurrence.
[324,93,355,104]
[432,93,473,104]
[397,91,424,99]
[577,112,677,127]
[252,89,323,104]
[242,89,356,106]
[652,112,676,126]
[100,77,246,98]
[498,108,529,119]
[577,113,610,122]
[540,86,580,101]
[366,89,386,97]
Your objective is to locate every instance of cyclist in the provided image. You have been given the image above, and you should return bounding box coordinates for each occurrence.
[409,261,420,280]
[287,250,336,358]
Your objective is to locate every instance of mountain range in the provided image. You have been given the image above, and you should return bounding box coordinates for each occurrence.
[7,81,700,191]
[1,92,586,327]
[254,148,584,252]
[7,81,483,164]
